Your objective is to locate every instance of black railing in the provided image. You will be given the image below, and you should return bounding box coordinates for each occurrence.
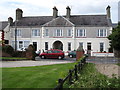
[54,56,87,90]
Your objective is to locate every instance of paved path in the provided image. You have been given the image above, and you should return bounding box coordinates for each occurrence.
[1,60,75,67]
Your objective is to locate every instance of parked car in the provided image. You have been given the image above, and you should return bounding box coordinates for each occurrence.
[68,50,76,58]
[39,49,65,59]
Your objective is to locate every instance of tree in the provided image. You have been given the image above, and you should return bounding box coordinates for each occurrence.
[108,22,120,57]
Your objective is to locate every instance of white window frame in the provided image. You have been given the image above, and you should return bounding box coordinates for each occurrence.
[12,40,30,50]
[67,29,72,37]
[14,29,22,37]
[68,42,71,51]
[97,29,107,37]
[24,41,30,48]
[55,29,63,37]
[32,29,40,37]
[45,29,49,37]
[100,42,104,52]
[76,29,86,37]
[45,42,48,50]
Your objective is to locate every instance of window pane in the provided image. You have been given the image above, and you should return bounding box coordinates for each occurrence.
[76,29,85,37]
[45,42,48,50]
[16,30,21,36]
[32,30,40,36]
[80,30,82,36]
[104,29,107,36]
[68,42,71,51]
[19,41,23,48]
[100,29,103,36]
[100,43,104,52]
[45,29,49,36]
[12,41,15,49]
[56,29,62,36]
[24,41,30,48]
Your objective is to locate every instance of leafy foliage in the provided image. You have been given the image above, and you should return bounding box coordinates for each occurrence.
[108,22,120,50]
[69,63,120,88]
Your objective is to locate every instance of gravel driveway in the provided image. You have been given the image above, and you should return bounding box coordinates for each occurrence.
[95,64,120,78]
[1,60,75,67]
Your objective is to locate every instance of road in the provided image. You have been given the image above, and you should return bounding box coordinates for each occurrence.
[1,56,76,67]
[1,56,119,68]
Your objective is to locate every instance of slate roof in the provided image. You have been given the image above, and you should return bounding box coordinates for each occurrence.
[0,21,8,31]
[43,16,74,27]
[12,15,112,27]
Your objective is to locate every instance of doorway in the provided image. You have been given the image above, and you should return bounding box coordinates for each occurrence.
[33,42,37,51]
[53,41,63,50]
[87,42,91,56]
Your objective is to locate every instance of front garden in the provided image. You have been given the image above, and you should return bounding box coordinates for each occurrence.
[2,62,120,88]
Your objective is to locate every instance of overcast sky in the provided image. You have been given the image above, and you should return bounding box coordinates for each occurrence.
[0,0,119,23]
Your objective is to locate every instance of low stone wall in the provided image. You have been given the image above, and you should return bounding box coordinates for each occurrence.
[93,52,114,57]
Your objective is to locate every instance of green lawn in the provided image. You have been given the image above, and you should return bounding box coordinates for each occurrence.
[1,57,27,60]
[2,63,75,88]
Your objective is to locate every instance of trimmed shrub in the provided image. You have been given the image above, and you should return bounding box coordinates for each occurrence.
[26,44,36,60]
[12,51,26,57]
[2,45,14,56]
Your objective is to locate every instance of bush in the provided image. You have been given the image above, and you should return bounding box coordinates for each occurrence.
[26,44,36,60]
[12,51,26,57]
[2,45,14,56]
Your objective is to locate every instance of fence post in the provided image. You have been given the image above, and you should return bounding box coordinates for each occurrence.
[78,62,80,74]
[69,69,72,84]
[80,61,83,70]
[74,65,78,80]
[84,57,86,64]
[58,78,63,89]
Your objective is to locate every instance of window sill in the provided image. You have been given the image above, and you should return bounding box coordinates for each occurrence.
[96,37,107,38]
[75,37,86,38]
[53,37,64,38]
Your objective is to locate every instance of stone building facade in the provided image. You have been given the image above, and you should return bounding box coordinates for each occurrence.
[7,6,112,56]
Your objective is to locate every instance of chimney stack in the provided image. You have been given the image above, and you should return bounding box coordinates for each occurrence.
[106,5,111,19]
[66,6,71,19]
[8,17,13,25]
[16,8,23,20]
[53,6,58,18]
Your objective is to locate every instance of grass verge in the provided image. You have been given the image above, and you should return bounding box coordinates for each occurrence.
[0,57,27,60]
[69,63,120,88]
[2,63,75,88]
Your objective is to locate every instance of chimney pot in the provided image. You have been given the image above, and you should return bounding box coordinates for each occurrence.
[106,5,111,19]
[66,6,71,19]
[8,17,13,25]
[53,6,58,18]
[16,8,23,20]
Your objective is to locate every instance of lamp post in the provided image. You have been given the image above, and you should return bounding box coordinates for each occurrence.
[15,21,17,51]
